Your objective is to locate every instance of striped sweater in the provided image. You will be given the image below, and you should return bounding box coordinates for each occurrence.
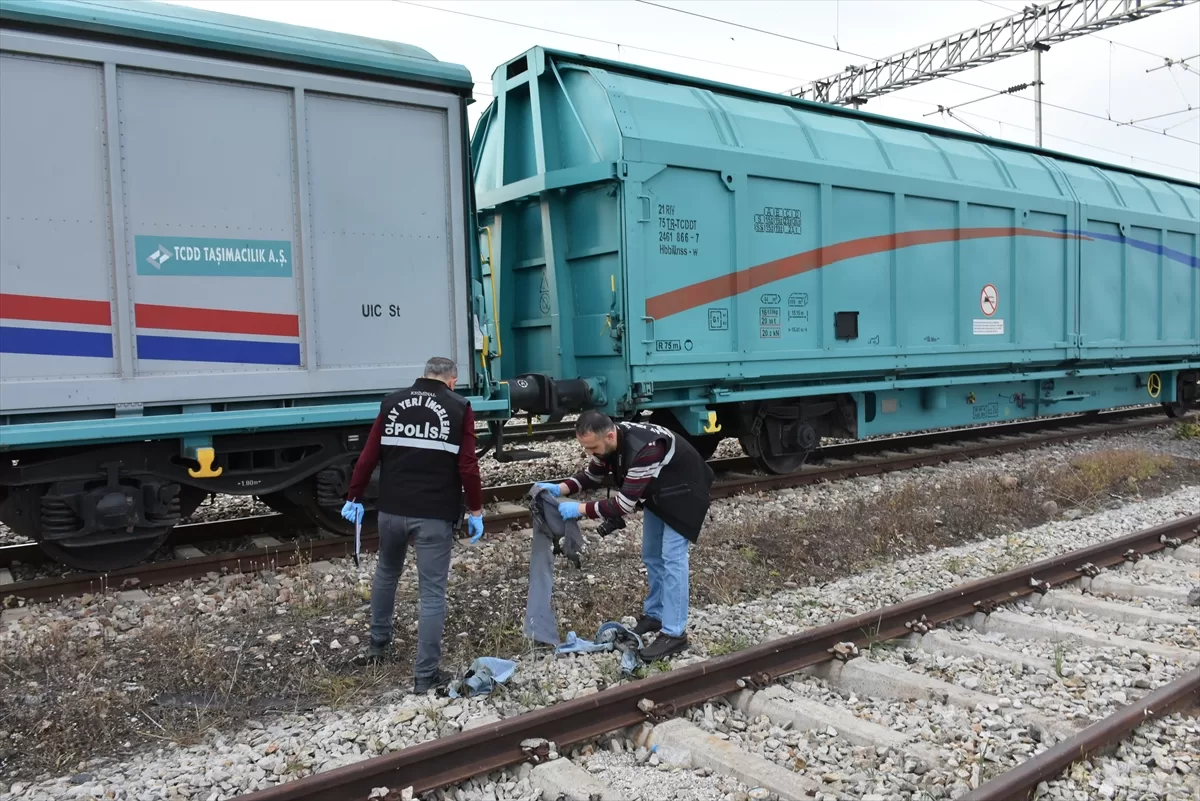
[564,441,667,519]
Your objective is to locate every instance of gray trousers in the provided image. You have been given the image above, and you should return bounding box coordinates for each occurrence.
[524,486,584,646]
[370,512,454,678]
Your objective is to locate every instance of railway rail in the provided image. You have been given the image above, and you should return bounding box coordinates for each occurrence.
[0,407,1177,603]
[229,512,1200,801]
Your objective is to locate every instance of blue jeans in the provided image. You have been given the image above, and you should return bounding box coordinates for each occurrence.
[641,509,690,638]
[370,512,454,679]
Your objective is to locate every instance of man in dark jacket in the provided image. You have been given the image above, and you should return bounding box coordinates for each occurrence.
[535,411,713,660]
[341,356,484,692]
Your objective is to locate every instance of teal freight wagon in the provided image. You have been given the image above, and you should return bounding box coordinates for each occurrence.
[471,47,1200,472]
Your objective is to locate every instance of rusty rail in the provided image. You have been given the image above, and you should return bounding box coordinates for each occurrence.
[234,512,1200,801]
[0,513,298,569]
[963,667,1200,801]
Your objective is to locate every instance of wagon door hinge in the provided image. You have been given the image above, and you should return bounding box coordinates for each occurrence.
[115,403,144,417]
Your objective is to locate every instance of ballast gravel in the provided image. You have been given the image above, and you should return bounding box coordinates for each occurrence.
[687,693,1000,800]
[2,459,1198,798]
[580,748,753,801]
[869,634,1189,724]
[1033,714,1200,801]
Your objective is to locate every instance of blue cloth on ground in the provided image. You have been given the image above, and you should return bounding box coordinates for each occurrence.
[446,656,517,698]
[555,621,644,675]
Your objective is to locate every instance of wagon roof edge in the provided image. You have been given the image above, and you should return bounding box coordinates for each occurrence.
[0,0,476,94]
[492,46,1199,192]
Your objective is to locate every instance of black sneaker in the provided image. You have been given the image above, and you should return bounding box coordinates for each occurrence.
[631,615,662,636]
[413,668,453,694]
[351,639,389,667]
[640,633,688,662]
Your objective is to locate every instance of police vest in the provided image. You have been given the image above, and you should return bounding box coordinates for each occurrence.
[604,421,714,542]
[375,377,468,522]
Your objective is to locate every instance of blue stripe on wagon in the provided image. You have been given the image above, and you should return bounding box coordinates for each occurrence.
[1062,230,1200,269]
[0,326,114,358]
[136,335,300,366]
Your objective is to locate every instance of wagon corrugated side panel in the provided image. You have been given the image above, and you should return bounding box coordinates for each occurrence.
[0,9,473,417]
[1056,161,1199,366]
[609,68,1086,386]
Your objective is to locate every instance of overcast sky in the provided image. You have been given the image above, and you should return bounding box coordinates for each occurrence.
[168,0,1200,182]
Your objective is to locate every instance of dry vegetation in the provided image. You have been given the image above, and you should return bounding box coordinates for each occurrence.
[2,446,1198,780]
[698,449,1196,602]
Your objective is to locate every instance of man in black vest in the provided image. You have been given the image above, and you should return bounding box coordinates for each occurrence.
[535,411,714,660]
[341,356,484,692]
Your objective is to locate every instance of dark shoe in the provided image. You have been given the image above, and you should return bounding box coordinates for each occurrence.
[640,633,688,662]
[631,615,662,636]
[413,668,453,694]
[351,639,389,667]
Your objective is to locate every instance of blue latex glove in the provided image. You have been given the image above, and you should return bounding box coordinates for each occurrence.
[341,500,364,525]
[558,501,582,520]
[468,513,484,543]
[534,482,561,497]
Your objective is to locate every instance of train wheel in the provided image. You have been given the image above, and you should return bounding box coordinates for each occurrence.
[1165,402,1189,419]
[9,482,203,573]
[178,485,209,521]
[38,527,175,573]
[1165,373,1199,418]
[739,403,819,474]
[277,479,378,538]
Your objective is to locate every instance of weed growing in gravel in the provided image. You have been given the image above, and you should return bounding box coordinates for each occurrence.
[943,556,967,575]
[707,633,753,656]
[1045,450,1174,508]
[1175,420,1200,440]
[634,659,672,678]
[690,446,1198,600]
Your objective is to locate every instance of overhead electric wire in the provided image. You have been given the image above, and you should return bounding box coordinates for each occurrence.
[945,109,988,136]
[950,108,1199,174]
[1147,53,1200,73]
[636,0,1199,145]
[395,0,812,86]
[1119,106,1196,125]
[880,91,1196,174]
[1164,114,1199,131]
[921,82,1037,117]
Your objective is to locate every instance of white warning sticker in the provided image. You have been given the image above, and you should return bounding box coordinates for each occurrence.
[973,318,1005,336]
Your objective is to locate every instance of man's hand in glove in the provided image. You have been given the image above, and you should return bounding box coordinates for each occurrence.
[341,501,364,525]
[557,501,582,520]
[468,512,485,543]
